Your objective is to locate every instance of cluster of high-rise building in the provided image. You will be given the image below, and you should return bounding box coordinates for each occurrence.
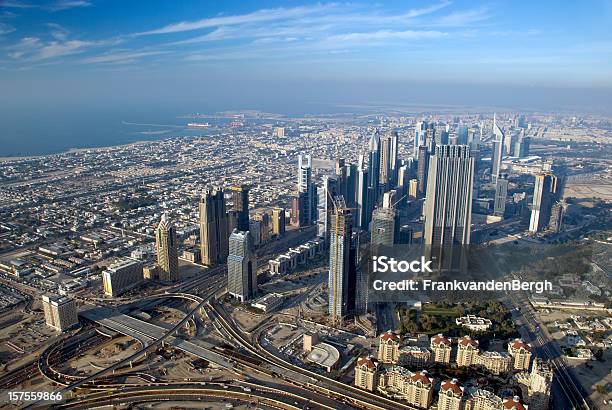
[144,183,289,302]
[283,122,479,321]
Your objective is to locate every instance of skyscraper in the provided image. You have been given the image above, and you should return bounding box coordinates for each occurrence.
[271,207,286,237]
[417,145,430,197]
[371,206,398,247]
[253,212,271,244]
[334,159,357,209]
[457,125,468,145]
[156,213,179,281]
[345,162,358,208]
[355,156,370,230]
[493,174,509,217]
[227,229,257,302]
[379,132,391,190]
[414,121,427,158]
[408,179,418,199]
[423,145,474,269]
[365,130,382,225]
[529,173,558,233]
[426,124,437,152]
[297,154,317,226]
[368,131,381,201]
[397,162,411,190]
[199,187,229,266]
[491,114,504,184]
[515,136,530,158]
[389,130,399,186]
[328,196,357,322]
[317,175,339,238]
[227,185,250,232]
[548,201,565,233]
[504,131,515,157]
[440,124,450,145]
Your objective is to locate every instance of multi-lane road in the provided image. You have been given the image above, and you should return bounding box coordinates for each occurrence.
[208,299,418,410]
[507,292,591,409]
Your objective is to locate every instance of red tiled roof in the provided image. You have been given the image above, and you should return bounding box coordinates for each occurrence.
[510,339,531,351]
[357,356,378,370]
[502,396,527,410]
[431,334,450,346]
[440,379,464,395]
[459,335,479,347]
[380,330,400,342]
[410,371,432,385]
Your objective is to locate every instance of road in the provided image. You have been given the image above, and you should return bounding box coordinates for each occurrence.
[49,384,316,410]
[209,299,418,410]
[506,292,591,409]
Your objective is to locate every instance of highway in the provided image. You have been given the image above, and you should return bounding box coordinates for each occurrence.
[19,259,409,410]
[24,274,227,409]
[506,291,591,409]
[50,384,314,410]
[208,299,418,410]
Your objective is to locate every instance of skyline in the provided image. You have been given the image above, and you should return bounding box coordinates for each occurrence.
[0,3,610,409]
[1,0,612,157]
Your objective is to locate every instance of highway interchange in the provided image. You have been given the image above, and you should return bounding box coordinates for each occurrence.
[1,260,591,410]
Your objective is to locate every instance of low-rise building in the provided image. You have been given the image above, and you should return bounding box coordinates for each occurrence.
[306,342,340,372]
[182,247,201,263]
[456,315,493,331]
[143,264,158,280]
[303,332,319,353]
[251,292,283,313]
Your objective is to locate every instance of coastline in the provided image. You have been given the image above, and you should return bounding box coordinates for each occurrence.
[0,140,152,163]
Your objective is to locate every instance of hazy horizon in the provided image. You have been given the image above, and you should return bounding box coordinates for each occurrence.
[1,0,611,155]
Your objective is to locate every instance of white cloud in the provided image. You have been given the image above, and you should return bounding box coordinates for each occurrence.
[6,35,116,61]
[0,0,91,11]
[46,23,69,40]
[0,23,16,35]
[48,0,92,11]
[36,39,93,59]
[436,7,489,26]
[328,30,447,42]
[135,4,339,36]
[80,50,166,64]
[0,1,36,8]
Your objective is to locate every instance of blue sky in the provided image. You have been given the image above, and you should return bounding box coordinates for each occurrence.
[0,0,611,114]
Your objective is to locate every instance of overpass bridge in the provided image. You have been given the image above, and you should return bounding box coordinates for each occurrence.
[79,302,232,370]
